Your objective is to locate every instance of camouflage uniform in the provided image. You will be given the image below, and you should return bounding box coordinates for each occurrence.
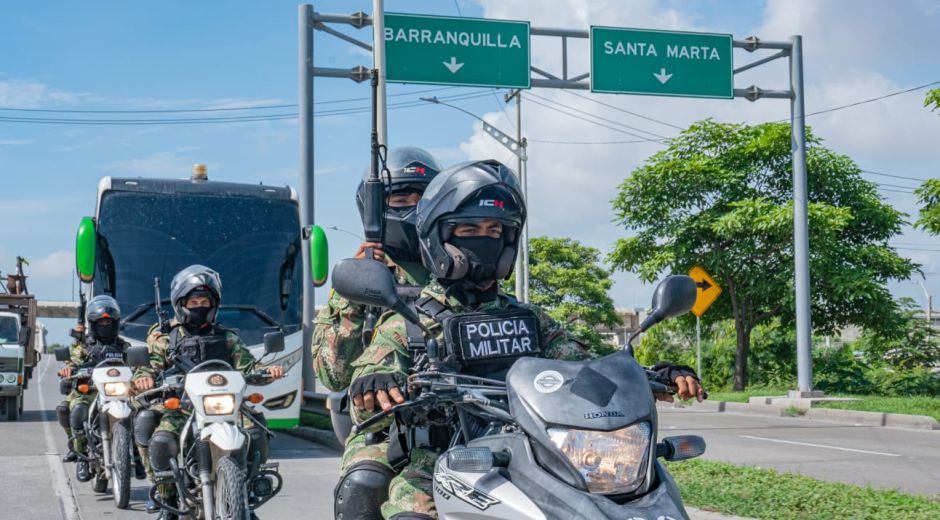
[348,281,590,519]
[132,321,255,492]
[313,265,427,392]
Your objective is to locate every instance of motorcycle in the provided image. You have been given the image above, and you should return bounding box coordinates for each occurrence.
[333,258,708,520]
[56,350,136,508]
[126,331,286,520]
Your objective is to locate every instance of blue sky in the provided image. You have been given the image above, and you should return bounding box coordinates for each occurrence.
[1,1,938,345]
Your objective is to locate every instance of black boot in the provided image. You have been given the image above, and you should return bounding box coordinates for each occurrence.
[146,486,160,514]
[135,456,147,480]
[76,460,91,482]
[62,449,77,463]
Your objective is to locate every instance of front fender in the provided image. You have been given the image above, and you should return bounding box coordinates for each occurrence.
[200,422,245,452]
[101,400,132,420]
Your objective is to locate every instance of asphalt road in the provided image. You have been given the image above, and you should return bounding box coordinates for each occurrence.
[5,358,937,520]
[657,402,940,495]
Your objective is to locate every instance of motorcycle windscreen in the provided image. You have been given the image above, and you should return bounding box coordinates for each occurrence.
[506,350,654,432]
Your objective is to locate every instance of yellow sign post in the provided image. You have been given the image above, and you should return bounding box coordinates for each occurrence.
[688,265,722,379]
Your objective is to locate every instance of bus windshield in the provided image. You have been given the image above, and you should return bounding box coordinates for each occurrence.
[94,190,303,345]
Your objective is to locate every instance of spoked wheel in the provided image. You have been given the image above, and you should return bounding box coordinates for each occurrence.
[111,420,132,509]
[213,455,249,520]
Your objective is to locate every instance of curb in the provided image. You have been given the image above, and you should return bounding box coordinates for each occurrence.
[282,425,343,451]
[688,507,757,520]
[676,401,940,430]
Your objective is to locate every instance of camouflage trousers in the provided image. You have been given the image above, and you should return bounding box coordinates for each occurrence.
[66,389,97,453]
[340,432,438,519]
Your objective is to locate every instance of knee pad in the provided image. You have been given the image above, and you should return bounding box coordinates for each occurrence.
[149,431,179,472]
[134,409,160,447]
[334,460,394,520]
[70,403,89,431]
[57,402,71,430]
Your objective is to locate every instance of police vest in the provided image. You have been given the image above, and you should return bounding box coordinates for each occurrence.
[168,325,232,372]
[411,295,541,380]
[86,339,128,366]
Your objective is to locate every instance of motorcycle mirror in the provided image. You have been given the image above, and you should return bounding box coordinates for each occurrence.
[126,346,150,368]
[54,346,71,362]
[638,275,697,332]
[263,331,285,355]
[75,216,97,283]
[657,435,706,461]
[332,258,423,326]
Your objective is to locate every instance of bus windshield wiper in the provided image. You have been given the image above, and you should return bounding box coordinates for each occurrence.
[219,305,280,328]
[122,299,172,325]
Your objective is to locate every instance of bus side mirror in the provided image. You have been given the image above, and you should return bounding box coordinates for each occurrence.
[18,326,31,347]
[309,224,329,288]
[75,217,97,283]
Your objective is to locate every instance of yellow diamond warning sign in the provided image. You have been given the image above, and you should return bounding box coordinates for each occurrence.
[688,265,722,317]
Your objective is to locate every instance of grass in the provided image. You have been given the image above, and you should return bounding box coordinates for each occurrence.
[667,459,940,520]
[299,410,333,430]
[814,395,940,422]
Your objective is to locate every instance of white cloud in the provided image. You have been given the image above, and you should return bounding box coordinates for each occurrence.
[101,150,208,177]
[0,138,35,146]
[28,250,73,278]
[0,79,93,108]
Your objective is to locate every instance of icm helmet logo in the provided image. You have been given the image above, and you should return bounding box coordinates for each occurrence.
[534,370,564,394]
[403,166,427,175]
[478,199,505,209]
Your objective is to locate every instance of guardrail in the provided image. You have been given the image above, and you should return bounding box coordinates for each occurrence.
[301,390,329,416]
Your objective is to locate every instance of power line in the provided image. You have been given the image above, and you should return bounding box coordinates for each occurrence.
[862,169,931,183]
[526,91,668,140]
[561,90,684,130]
[0,86,460,114]
[523,96,664,141]
[779,79,940,122]
[528,138,650,145]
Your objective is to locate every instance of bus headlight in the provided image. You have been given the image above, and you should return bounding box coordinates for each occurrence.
[260,349,302,376]
[547,422,651,495]
[203,394,236,416]
[103,382,129,397]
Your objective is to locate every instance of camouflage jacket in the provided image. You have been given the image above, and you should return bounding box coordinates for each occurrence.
[349,281,591,424]
[66,338,129,370]
[313,264,428,391]
[132,321,255,381]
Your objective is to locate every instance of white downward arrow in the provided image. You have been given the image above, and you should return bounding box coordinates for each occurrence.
[443,56,465,74]
[654,67,673,84]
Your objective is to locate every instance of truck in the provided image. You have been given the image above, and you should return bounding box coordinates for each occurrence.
[0,280,40,421]
[73,165,324,429]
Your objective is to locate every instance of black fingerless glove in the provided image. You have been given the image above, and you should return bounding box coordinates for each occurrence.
[651,362,699,383]
[349,373,400,399]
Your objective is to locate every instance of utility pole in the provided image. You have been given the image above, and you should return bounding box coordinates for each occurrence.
[298,4,316,394]
[918,280,933,340]
[505,89,529,303]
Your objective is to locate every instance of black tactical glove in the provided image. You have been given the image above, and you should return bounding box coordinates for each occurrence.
[349,373,401,399]
[650,362,699,384]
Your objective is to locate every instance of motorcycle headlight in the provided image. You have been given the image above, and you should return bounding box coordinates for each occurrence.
[203,394,236,416]
[103,382,129,397]
[547,422,651,495]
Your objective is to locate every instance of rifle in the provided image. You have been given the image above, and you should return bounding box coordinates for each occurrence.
[70,291,87,341]
[154,278,170,333]
[361,68,389,344]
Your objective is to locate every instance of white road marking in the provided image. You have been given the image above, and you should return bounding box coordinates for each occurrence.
[739,434,902,457]
[37,359,82,520]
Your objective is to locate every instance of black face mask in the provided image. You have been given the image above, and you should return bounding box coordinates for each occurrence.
[186,307,213,330]
[92,321,118,343]
[448,236,504,284]
[384,206,422,263]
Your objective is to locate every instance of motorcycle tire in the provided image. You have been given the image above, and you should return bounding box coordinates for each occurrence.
[5,396,18,421]
[111,419,132,509]
[213,455,249,520]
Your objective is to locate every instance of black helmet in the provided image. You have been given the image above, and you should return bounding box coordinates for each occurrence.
[169,264,222,327]
[356,147,442,263]
[416,159,525,284]
[86,295,121,343]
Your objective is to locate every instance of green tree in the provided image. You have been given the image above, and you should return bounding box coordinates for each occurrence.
[915,180,940,234]
[926,88,940,112]
[609,120,916,390]
[855,298,940,370]
[509,237,621,354]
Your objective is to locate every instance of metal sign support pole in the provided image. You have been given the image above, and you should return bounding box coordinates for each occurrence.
[298,4,317,394]
[372,0,387,147]
[789,35,812,393]
[696,316,702,379]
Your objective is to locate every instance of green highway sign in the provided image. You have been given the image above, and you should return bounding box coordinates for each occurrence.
[591,27,733,98]
[384,13,530,89]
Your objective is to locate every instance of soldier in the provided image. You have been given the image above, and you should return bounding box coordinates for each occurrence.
[313,148,442,520]
[56,296,128,482]
[347,160,704,520]
[131,265,284,516]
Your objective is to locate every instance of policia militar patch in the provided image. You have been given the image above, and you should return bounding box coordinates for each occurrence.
[443,308,541,364]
